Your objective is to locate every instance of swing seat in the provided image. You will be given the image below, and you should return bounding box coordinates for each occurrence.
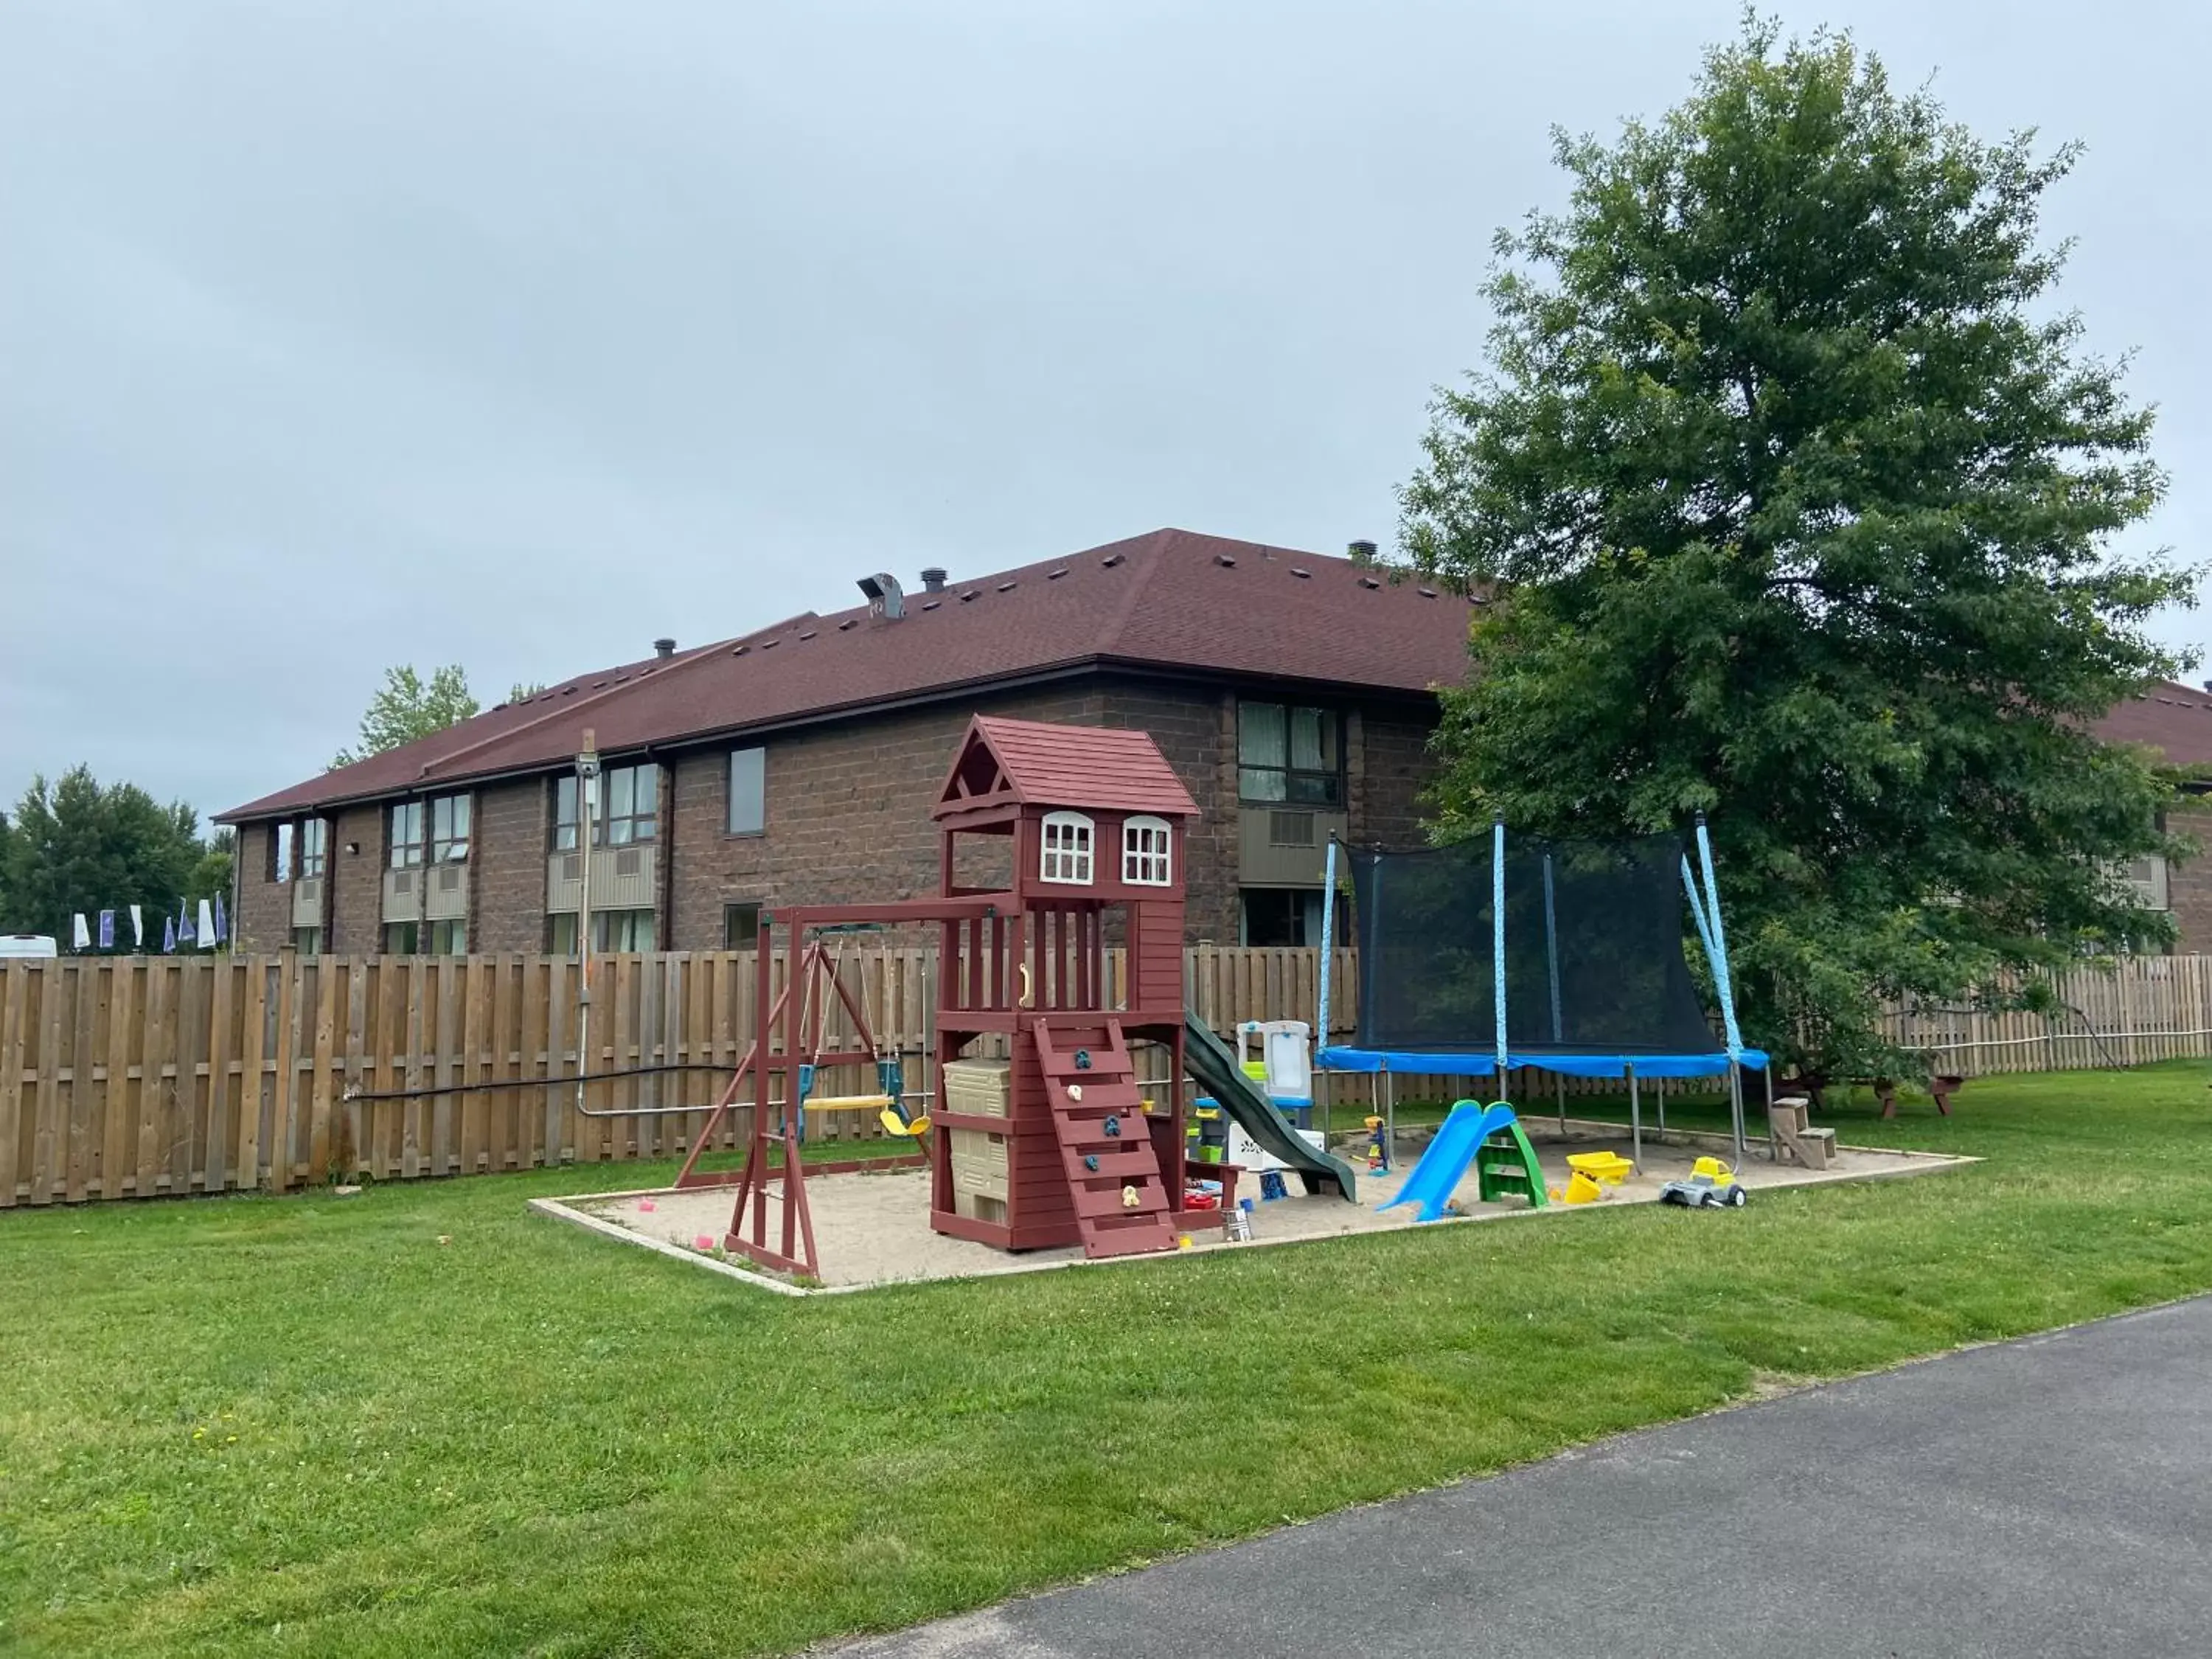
[879,1107,930,1137]
[799,1093,895,1115]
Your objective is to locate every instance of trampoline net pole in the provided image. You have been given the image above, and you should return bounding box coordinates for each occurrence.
[1318,837,1338,1054]
[1492,817,1509,1083]
[1542,852,1563,1045]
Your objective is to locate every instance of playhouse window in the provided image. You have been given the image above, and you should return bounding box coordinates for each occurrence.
[1123,815,1172,886]
[1040,812,1094,884]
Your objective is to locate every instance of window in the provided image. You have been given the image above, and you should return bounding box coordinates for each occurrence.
[550,910,658,953]
[431,795,471,863]
[1239,887,1327,947]
[299,818,327,880]
[1123,815,1173,886]
[602,765,657,846]
[389,800,426,868]
[271,823,294,883]
[553,775,581,852]
[1040,811,1094,883]
[2118,854,2170,911]
[728,747,765,835]
[1238,702,1341,805]
[429,918,467,954]
[554,765,659,848]
[725,902,761,947]
[597,908,656,951]
[291,927,322,955]
[384,919,419,954]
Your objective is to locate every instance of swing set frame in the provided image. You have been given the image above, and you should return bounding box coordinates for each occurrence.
[675,898,1000,1277]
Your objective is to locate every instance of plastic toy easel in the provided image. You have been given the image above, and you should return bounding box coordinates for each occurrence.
[1237,1020,1314,1126]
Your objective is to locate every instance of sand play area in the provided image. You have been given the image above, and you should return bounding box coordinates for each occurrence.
[533,1120,1971,1295]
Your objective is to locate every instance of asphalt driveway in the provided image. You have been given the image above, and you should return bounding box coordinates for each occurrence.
[830,1297,2212,1658]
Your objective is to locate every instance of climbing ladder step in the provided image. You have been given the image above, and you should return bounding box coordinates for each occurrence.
[1081,1215,1182,1258]
[1071,1185,1168,1221]
[1037,1054,1135,1081]
[1060,1148,1160,1180]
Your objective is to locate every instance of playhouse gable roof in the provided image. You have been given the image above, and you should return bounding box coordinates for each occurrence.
[934,717,1199,819]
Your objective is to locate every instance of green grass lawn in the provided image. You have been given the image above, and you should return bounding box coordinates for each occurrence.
[6,1063,2211,1657]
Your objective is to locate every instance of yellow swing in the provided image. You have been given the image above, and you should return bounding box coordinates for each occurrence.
[795,936,929,1139]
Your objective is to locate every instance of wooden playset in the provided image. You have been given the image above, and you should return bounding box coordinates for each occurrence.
[685,716,1229,1277]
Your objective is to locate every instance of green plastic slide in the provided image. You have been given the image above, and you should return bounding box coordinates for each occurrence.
[1183,1012,1359,1200]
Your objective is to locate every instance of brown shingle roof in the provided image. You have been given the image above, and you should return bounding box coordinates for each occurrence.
[943,716,1200,818]
[220,529,1478,821]
[2093,681,2212,775]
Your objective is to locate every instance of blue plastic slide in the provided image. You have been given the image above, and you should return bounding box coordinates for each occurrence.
[1383,1100,1523,1222]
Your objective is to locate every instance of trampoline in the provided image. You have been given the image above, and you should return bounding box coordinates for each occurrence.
[1318,818,1768,1167]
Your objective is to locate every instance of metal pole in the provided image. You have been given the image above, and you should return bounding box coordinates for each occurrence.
[1556,1071,1566,1135]
[1764,1060,1777,1161]
[1542,852,1562,1044]
[1628,1063,1641,1172]
[1492,816,1509,1085]
[1318,837,1338,1053]
[1656,1076,1666,1134]
[1383,1068,1395,1171]
[573,733,601,1126]
[1729,1062,1747,1170]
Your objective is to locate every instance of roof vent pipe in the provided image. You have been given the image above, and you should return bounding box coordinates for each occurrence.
[653,637,676,659]
[1348,539,1379,563]
[919,567,947,594]
[858,572,906,620]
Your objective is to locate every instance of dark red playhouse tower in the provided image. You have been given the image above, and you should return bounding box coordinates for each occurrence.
[928,716,1197,1258]
[709,715,1204,1273]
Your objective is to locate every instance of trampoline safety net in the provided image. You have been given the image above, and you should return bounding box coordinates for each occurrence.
[1346,835,1719,1057]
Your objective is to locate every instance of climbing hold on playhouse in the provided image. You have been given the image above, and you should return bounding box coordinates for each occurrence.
[1102,1114,1121,1138]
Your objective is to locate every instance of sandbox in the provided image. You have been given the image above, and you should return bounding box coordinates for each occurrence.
[531,1121,1972,1295]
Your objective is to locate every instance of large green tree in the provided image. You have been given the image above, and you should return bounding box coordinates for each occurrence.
[1,769,228,944]
[1399,19,2196,1075]
[332,664,480,768]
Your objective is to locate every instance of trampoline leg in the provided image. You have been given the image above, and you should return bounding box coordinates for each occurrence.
[1764,1062,1777,1162]
[1556,1072,1566,1135]
[1657,1077,1666,1135]
[1628,1065,1641,1174]
[1728,1062,1747,1171]
[1383,1071,1396,1172]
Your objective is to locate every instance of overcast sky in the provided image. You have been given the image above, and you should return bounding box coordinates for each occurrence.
[2,0,2205,823]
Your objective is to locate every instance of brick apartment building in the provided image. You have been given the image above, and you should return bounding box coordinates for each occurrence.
[220,529,1478,954]
[220,525,2212,957]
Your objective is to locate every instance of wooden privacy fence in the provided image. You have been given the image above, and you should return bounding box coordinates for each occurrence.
[6,947,2211,1206]
[0,946,1345,1207]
